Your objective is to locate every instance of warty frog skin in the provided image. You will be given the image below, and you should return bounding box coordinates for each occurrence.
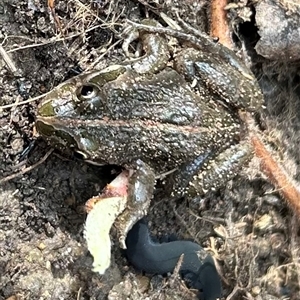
[36,19,264,206]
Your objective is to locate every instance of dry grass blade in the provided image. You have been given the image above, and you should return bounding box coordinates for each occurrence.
[0,89,57,110]
[0,44,17,74]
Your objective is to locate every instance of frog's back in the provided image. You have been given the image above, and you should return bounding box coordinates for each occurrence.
[36,67,241,173]
[75,68,241,172]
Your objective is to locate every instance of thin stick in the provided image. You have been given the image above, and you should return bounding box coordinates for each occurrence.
[251,134,300,215]
[0,89,55,110]
[0,149,54,184]
[6,24,106,54]
[240,111,300,216]
[210,0,233,49]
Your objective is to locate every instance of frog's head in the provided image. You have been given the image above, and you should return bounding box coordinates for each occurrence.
[35,65,127,162]
[37,65,127,118]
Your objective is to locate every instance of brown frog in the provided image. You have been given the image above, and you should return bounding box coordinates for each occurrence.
[36,19,264,237]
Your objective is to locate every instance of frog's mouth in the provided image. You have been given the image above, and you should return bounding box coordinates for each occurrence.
[36,118,79,153]
[36,117,107,165]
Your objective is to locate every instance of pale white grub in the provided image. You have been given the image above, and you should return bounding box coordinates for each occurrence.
[84,195,128,274]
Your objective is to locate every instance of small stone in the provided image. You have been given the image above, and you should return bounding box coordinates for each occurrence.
[45,260,51,270]
[252,286,261,295]
[10,137,24,153]
[37,242,46,250]
[254,214,273,231]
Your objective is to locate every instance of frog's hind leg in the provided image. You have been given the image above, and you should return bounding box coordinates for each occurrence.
[171,140,253,199]
[174,48,264,112]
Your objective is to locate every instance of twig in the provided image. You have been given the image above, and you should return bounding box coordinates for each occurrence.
[48,0,63,33]
[171,253,184,281]
[173,206,201,245]
[76,287,82,300]
[136,0,161,11]
[226,284,241,300]
[85,39,122,71]
[251,134,300,214]
[210,0,233,49]
[0,149,54,184]
[6,24,105,54]
[241,112,300,216]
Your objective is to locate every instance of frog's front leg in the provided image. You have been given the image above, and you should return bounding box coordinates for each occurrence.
[122,19,170,74]
[174,48,264,112]
[170,140,253,199]
[114,159,156,248]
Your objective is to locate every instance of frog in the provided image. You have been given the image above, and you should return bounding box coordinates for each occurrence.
[35,19,264,240]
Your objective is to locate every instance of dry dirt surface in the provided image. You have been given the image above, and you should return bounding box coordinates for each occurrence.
[1,0,300,299]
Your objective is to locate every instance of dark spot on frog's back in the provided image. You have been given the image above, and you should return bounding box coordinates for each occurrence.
[105,68,204,125]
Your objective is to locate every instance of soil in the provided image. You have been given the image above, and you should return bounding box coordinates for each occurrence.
[1,1,300,300]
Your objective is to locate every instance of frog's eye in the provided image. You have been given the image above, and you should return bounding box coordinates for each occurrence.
[75,83,104,113]
[77,84,99,101]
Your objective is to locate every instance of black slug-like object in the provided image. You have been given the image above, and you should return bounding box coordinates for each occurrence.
[125,218,222,300]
